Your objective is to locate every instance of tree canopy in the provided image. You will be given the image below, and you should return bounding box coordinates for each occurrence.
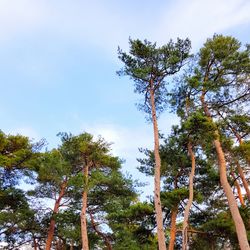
[1,34,250,249]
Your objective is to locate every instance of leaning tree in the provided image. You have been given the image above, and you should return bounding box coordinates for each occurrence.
[184,34,250,249]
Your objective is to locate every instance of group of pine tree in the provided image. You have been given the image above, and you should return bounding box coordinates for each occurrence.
[0,34,250,249]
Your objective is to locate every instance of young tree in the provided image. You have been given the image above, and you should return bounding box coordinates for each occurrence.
[117,38,191,249]
[58,132,124,250]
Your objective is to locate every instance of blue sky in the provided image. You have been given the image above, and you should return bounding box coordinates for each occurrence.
[1,0,250,198]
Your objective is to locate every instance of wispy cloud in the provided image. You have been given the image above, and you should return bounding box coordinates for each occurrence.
[80,122,153,157]
[155,0,250,49]
[0,0,47,42]
[5,126,40,141]
[79,122,154,199]
[1,1,249,58]
[79,114,178,166]
[0,1,136,54]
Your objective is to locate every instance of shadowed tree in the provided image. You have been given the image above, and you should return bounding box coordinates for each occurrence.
[117,38,191,250]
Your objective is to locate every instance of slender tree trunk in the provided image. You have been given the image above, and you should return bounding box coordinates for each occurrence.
[70,240,74,250]
[230,171,245,207]
[237,162,250,201]
[236,136,250,202]
[33,236,38,250]
[81,164,90,250]
[45,180,67,250]
[229,128,250,201]
[149,82,166,250]
[201,91,249,250]
[89,212,112,250]
[182,142,196,250]
[168,206,178,250]
[213,139,249,249]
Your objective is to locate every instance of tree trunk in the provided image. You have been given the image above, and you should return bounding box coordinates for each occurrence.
[89,212,112,250]
[81,164,90,250]
[45,180,67,250]
[182,142,196,250]
[201,92,249,250]
[228,127,250,201]
[149,82,167,250]
[214,139,249,249]
[168,206,178,250]
[237,162,250,202]
[230,171,245,207]
[33,236,38,250]
[70,240,74,250]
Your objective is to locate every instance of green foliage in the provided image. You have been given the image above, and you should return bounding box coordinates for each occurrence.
[183,111,217,141]
[0,130,43,171]
[199,35,250,112]
[0,186,36,246]
[1,34,250,249]
[109,202,157,249]
[234,140,250,162]
[161,188,188,208]
[118,38,191,116]
[56,209,81,247]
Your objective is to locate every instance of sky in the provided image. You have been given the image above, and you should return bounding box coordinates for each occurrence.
[0,0,250,198]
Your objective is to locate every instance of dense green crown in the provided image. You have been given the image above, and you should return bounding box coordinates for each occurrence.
[118,38,191,114]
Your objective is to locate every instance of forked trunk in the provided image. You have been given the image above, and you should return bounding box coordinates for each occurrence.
[45,180,67,250]
[168,206,178,250]
[182,142,196,250]
[149,82,166,250]
[201,92,249,250]
[230,171,245,207]
[81,164,90,250]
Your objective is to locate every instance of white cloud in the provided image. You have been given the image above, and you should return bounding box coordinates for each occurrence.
[155,0,250,49]
[0,0,249,59]
[0,1,133,55]
[79,122,154,199]
[80,122,153,158]
[77,111,179,166]
[5,126,40,141]
[0,0,48,42]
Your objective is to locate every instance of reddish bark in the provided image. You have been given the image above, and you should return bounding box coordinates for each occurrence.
[45,180,67,250]
[182,142,196,250]
[168,206,178,250]
[201,90,249,249]
[228,127,250,201]
[81,164,90,250]
[237,162,250,202]
[149,81,167,250]
[230,171,245,207]
[33,237,38,250]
